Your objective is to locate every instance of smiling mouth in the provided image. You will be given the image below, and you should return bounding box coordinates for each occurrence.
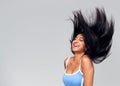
[73,43,80,48]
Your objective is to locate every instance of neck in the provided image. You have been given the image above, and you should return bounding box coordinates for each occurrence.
[74,52,85,60]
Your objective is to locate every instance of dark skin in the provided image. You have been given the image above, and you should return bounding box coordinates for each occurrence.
[64,34,94,86]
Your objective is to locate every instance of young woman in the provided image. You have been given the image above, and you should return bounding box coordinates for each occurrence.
[63,8,114,86]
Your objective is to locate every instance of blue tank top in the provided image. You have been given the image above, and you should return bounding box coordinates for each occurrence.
[63,58,84,86]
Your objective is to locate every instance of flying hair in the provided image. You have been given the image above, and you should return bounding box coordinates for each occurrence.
[70,8,114,64]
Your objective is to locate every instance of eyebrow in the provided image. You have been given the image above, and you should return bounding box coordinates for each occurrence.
[76,36,84,39]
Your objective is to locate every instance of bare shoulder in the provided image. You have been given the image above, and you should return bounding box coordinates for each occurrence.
[64,57,69,69]
[81,55,92,63]
[81,55,94,71]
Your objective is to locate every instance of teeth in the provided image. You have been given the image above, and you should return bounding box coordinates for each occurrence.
[74,44,79,47]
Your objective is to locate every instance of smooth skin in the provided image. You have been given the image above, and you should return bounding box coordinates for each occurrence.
[64,34,94,86]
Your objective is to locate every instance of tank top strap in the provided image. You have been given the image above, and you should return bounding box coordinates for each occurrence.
[79,55,84,74]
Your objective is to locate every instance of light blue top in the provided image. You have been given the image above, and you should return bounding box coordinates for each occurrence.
[63,58,84,86]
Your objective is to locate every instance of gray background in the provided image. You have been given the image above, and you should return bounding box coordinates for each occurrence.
[0,0,120,86]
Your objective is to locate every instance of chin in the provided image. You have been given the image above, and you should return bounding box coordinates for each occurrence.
[72,49,80,53]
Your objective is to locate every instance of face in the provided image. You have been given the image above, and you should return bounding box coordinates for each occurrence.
[72,34,86,54]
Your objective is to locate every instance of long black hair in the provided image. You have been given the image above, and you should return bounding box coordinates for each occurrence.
[70,8,114,64]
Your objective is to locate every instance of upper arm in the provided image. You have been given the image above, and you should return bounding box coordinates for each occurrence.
[81,55,94,86]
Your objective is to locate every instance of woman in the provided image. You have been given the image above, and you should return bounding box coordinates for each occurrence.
[63,8,114,86]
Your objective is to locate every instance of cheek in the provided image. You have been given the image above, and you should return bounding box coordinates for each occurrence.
[82,44,87,51]
[80,42,86,49]
[71,41,75,46]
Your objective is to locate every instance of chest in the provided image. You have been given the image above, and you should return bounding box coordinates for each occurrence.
[66,61,80,74]
[63,71,84,86]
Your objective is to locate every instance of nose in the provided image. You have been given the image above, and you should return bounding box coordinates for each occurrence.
[74,37,79,41]
[73,39,79,43]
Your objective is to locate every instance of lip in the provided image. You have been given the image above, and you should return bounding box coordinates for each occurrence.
[72,43,80,48]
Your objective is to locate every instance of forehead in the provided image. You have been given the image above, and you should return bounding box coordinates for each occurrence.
[76,34,84,38]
